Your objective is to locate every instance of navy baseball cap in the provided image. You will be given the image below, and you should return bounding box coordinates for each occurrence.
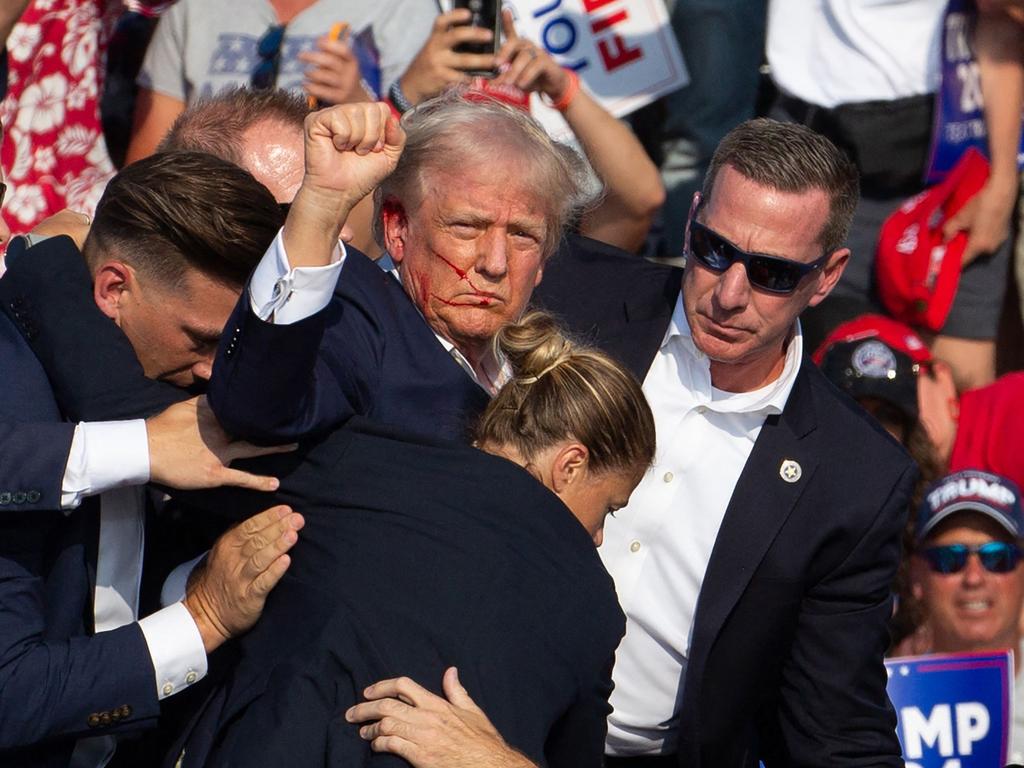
[820,338,920,422]
[915,469,1024,543]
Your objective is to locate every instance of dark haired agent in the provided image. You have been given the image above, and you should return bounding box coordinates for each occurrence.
[0,152,302,767]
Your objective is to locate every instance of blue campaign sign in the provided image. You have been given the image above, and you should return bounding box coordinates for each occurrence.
[926,0,1024,183]
[886,651,1012,768]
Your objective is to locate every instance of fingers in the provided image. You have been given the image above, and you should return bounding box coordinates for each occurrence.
[500,8,518,42]
[346,696,416,726]
[248,552,291,598]
[361,675,435,707]
[309,102,393,155]
[239,507,304,568]
[441,667,478,711]
[214,466,282,492]
[239,503,292,537]
[434,8,471,33]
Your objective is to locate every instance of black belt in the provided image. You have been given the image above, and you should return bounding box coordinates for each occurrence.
[605,755,677,768]
[774,92,935,197]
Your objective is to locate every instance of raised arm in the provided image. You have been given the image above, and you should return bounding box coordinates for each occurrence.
[207,103,405,443]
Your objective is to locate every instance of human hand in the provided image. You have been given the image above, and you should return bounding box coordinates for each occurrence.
[397,9,498,104]
[299,28,371,106]
[941,177,1018,266]
[184,504,304,653]
[345,667,536,768]
[146,396,296,493]
[28,209,92,250]
[493,10,568,100]
[297,101,405,221]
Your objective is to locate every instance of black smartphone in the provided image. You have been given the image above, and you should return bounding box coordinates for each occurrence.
[452,0,500,70]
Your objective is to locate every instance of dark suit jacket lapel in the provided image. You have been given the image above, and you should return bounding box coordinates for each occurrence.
[685,361,819,704]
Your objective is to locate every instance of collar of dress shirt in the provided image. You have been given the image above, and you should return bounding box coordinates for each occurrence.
[378,252,510,395]
[662,293,803,416]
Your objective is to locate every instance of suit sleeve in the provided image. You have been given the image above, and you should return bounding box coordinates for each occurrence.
[765,463,916,767]
[0,236,185,421]
[0,422,74,511]
[207,276,384,444]
[543,654,615,768]
[0,513,160,748]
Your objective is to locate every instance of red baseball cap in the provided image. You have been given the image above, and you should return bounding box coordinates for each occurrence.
[811,313,932,366]
[875,147,989,332]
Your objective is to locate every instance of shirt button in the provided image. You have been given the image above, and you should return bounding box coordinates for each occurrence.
[629,540,641,553]
[696,405,708,415]
[663,471,674,483]
[185,671,198,685]
[162,682,174,696]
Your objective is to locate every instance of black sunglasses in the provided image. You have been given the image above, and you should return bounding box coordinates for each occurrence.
[686,216,830,295]
[251,24,286,91]
[922,542,1023,574]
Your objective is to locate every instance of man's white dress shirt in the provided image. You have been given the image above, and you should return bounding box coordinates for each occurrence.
[60,426,206,767]
[601,296,803,756]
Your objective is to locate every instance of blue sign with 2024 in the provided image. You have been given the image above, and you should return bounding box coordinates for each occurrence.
[886,651,1012,767]
[927,0,1024,182]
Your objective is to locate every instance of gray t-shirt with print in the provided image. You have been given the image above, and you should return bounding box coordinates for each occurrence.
[138,0,436,102]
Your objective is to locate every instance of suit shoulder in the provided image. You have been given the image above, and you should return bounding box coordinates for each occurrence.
[802,361,915,471]
[536,234,680,302]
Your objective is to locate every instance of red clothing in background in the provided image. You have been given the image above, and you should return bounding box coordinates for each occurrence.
[950,372,1024,490]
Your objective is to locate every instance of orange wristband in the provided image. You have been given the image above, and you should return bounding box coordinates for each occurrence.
[543,69,580,112]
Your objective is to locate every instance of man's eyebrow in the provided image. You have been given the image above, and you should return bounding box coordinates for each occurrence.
[184,325,223,344]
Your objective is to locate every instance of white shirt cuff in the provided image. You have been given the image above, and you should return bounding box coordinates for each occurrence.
[60,421,151,510]
[248,228,346,324]
[138,601,208,700]
[160,552,207,607]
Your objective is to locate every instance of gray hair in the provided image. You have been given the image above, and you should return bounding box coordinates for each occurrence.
[703,118,860,253]
[373,91,595,258]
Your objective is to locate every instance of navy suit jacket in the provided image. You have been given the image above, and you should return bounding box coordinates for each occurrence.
[0,236,183,515]
[0,304,161,766]
[161,420,624,768]
[536,235,915,767]
[207,248,490,444]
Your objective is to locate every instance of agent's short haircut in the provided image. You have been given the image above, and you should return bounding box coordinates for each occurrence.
[158,87,308,164]
[477,311,656,477]
[373,92,596,259]
[702,118,860,253]
[84,150,284,289]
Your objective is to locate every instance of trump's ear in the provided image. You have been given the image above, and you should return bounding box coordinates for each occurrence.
[380,197,408,264]
[92,260,135,323]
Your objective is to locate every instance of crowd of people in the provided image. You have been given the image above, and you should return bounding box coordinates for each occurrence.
[1,1,1024,767]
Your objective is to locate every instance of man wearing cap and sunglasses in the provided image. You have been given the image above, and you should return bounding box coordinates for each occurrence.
[909,469,1024,761]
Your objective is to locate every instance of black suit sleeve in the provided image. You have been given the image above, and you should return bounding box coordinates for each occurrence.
[0,236,185,421]
[543,653,615,768]
[765,463,916,767]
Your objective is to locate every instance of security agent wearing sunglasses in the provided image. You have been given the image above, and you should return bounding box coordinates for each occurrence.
[532,118,918,768]
[908,469,1024,761]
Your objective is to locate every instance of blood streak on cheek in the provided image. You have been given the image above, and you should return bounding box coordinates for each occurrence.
[433,252,485,293]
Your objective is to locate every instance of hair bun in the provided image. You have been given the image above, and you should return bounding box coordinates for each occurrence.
[496,311,574,385]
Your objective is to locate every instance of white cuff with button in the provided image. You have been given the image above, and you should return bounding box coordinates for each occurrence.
[138,601,208,700]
